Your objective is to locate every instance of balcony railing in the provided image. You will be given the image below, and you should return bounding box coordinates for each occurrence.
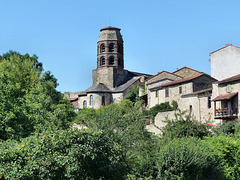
[214,108,238,118]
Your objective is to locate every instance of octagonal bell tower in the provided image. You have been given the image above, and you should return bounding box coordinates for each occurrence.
[97,26,124,69]
[92,26,128,89]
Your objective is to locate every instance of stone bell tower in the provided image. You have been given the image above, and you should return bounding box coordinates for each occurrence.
[92,26,128,89]
[97,26,124,69]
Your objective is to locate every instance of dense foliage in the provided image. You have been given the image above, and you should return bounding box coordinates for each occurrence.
[75,100,158,178]
[161,111,211,140]
[156,137,221,180]
[0,129,127,179]
[1,51,240,179]
[0,51,75,140]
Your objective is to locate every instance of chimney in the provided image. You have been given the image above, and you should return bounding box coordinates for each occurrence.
[225,44,232,47]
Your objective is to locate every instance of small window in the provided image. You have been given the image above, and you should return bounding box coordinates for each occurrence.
[109,43,114,52]
[165,88,169,97]
[179,86,182,94]
[113,98,117,104]
[155,90,158,97]
[118,58,122,66]
[189,105,192,112]
[90,95,93,105]
[100,57,105,66]
[208,97,211,109]
[102,96,105,106]
[109,56,114,65]
[83,100,87,108]
[100,44,105,53]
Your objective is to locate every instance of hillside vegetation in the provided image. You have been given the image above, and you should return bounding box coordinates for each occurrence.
[1,51,240,179]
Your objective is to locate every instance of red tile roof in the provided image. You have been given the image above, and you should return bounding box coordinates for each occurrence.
[69,97,78,102]
[172,66,203,74]
[212,92,238,102]
[145,70,182,82]
[149,73,216,90]
[217,74,240,84]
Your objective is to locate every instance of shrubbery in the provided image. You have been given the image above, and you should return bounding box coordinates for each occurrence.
[156,137,221,180]
[0,129,127,179]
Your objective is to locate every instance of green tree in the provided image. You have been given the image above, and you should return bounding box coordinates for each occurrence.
[75,100,158,178]
[0,129,127,179]
[0,51,75,140]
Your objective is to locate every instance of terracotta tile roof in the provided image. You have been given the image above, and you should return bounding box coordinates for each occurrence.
[69,97,78,102]
[212,92,238,102]
[217,74,240,84]
[209,44,240,55]
[149,73,216,90]
[145,70,182,82]
[172,66,203,74]
[181,88,212,97]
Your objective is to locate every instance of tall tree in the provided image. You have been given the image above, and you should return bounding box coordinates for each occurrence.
[0,51,75,140]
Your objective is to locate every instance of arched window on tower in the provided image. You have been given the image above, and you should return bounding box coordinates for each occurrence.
[109,56,114,65]
[118,44,122,53]
[109,43,114,52]
[118,58,122,66]
[83,100,87,108]
[100,57,105,66]
[90,95,93,105]
[100,44,105,53]
[102,96,105,106]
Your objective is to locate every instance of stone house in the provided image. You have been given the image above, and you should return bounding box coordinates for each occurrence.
[146,70,217,122]
[212,74,240,122]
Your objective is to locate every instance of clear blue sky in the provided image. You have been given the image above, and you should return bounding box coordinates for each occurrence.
[0,0,239,93]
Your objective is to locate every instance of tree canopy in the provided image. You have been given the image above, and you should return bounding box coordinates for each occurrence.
[0,51,75,140]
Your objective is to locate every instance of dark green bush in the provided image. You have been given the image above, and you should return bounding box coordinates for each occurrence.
[0,129,127,180]
[161,112,211,140]
[213,121,236,136]
[156,137,222,180]
[202,136,240,180]
[148,103,173,120]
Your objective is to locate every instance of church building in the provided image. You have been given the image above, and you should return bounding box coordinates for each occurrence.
[75,26,150,109]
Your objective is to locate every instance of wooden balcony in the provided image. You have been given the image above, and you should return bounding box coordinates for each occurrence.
[214,108,238,119]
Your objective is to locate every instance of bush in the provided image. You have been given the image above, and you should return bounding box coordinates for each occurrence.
[202,136,240,180]
[0,129,127,179]
[148,103,173,120]
[213,121,236,136]
[161,111,211,140]
[156,137,222,180]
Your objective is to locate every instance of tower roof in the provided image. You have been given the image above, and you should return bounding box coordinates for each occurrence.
[98,26,123,41]
[100,26,121,31]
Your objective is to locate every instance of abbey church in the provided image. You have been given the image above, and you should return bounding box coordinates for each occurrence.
[66,26,151,109]
[66,26,240,127]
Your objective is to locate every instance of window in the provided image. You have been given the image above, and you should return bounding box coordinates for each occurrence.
[83,100,87,108]
[118,44,122,53]
[102,96,105,106]
[189,105,192,112]
[165,88,169,97]
[109,56,114,65]
[100,44,105,53]
[208,97,211,109]
[118,58,122,66]
[100,57,105,66]
[109,43,114,52]
[179,86,182,94]
[155,90,158,97]
[113,98,117,104]
[90,95,93,105]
